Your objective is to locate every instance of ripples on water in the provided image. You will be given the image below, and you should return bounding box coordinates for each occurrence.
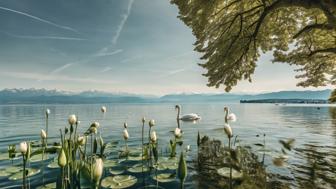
[0,103,336,188]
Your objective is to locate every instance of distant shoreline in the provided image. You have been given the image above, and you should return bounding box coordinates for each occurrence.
[240,99,328,104]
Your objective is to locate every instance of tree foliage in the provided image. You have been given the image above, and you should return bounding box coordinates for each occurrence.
[171,0,336,91]
[329,89,336,103]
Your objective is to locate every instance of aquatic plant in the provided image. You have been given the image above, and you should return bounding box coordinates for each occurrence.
[177,151,187,189]
[19,141,29,189]
[224,106,237,189]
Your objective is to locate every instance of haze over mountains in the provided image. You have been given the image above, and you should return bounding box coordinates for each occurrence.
[0,88,332,104]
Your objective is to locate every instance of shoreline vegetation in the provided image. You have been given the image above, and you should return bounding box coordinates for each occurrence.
[240,99,328,104]
[0,88,331,104]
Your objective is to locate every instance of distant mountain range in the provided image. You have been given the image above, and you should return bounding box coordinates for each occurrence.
[0,88,332,104]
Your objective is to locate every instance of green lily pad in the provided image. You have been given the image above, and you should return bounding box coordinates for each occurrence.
[217,167,243,180]
[36,182,56,189]
[152,173,176,183]
[0,169,11,177]
[127,155,144,161]
[30,154,52,162]
[157,160,178,170]
[128,163,149,173]
[101,175,137,189]
[5,166,22,174]
[109,166,125,175]
[0,152,10,161]
[8,168,40,180]
[104,159,118,168]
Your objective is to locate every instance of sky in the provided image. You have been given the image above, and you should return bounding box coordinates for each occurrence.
[0,0,331,95]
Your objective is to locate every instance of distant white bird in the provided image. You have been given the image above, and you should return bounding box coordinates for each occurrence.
[175,105,201,121]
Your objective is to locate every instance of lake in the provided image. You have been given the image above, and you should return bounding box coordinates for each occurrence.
[0,103,335,188]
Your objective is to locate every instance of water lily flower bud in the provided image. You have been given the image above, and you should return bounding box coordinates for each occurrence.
[123,129,129,140]
[101,106,107,113]
[93,158,103,182]
[186,145,191,151]
[174,128,182,138]
[58,149,67,167]
[177,152,187,182]
[227,113,237,122]
[224,123,233,138]
[149,120,155,127]
[77,136,86,146]
[19,141,28,154]
[41,129,47,139]
[142,117,146,124]
[68,114,77,125]
[76,120,80,125]
[124,122,128,129]
[46,109,50,116]
[150,131,157,143]
[91,121,100,128]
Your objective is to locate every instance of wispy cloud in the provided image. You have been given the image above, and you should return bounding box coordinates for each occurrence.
[111,0,134,44]
[94,49,123,57]
[0,6,78,33]
[50,63,74,74]
[0,31,85,41]
[160,68,186,78]
[100,67,112,73]
[1,71,115,84]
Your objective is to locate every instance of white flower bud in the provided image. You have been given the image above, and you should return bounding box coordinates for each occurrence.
[68,114,77,125]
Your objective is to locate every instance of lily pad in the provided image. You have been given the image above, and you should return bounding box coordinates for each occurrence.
[157,162,177,171]
[36,182,56,189]
[109,166,125,175]
[8,168,40,180]
[217,167,243,180]
[0,169,11,177]
[128,163,149,173]
[30,154,52,162]
[101,175,137,189]
[104,159,118,168]
[152,173,176,183]
[4,166,22,174]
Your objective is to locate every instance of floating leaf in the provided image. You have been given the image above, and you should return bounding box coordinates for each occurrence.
[128,163,149,173]
[104,159,118,168]
[109,166,125,175]
[157,161,178,171]
[217,167,243,180]
[4,166,21,174]
[30,153,52,163]
[0,169,11,177]
[36,182,56,189]
[8,168,40,180]
[101,175,137,188]
[153,173,176,183]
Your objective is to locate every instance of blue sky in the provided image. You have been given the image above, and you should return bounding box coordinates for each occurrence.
[0,0,331,95]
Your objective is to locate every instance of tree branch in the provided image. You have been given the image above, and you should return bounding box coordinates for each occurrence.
[309,48,336,56]
[293,23,334,39]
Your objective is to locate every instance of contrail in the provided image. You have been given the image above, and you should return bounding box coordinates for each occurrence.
[112,0,134,44]
[50,63,73,74]
[0,6,78,33]
[1,31,85,41]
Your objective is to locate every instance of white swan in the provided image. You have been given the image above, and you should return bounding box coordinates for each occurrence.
[175,105,201,121]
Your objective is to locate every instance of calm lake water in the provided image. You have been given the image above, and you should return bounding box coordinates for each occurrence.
[0,103,336,188]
